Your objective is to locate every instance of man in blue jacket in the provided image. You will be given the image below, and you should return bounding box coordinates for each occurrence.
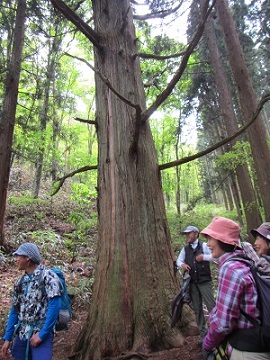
[1,242,61,360]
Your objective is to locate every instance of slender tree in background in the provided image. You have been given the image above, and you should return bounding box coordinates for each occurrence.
[215,0,270,220]
[0,0,26,245]
[203,4,262,233]
[175,116,182,216]
[249,0,270,125]
[32,32,63,198]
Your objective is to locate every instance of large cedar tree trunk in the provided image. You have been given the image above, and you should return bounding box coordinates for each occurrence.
[204,9,262,233]
[71,1,194,359]
[215,0,270,220]
[0,0,26,245]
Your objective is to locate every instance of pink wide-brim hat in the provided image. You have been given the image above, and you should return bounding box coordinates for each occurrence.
[201,216,241,247]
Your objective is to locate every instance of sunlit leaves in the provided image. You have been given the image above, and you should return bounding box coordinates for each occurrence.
[215,141,252,171]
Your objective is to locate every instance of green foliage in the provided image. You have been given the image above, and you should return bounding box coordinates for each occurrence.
[150,110,203,209]
[31,229,59,243]
[28,230,70,262]
[3,0,268,246]
[215,141,252,171]
[6,5,97,199]
[8,196,42,205]
[68,277,93,305]
[62,183,98,256]
[167,203,239,249]
[166,210,182,251]
[68,211,96,233]
[6,185,97,253]
[138,30,186,103]
[70,182,97,205]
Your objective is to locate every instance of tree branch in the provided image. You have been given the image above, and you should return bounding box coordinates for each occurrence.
[103,351,149,360]
[133,1,183,21]
[159,93,270,170]
[64,53,142,113]
[141,0,216,123]
[74,117,97,126]
[50,0,102,50]
[51,165,98,196]
[139,51,186,60]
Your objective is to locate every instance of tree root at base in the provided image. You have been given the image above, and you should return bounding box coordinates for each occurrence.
[103,351,151,360]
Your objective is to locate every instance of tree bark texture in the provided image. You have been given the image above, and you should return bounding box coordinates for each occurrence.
[72,1,193,358]
[203,9,262,234]
[215,0,270,221]
[0,0,26,244]
[230,174,244,226]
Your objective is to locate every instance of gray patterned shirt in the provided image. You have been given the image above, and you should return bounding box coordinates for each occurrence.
[12,265,61,339]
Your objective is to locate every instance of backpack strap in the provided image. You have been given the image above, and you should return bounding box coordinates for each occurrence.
[37,267,46,296]
[224,256,262,323]
[240,308,260,326]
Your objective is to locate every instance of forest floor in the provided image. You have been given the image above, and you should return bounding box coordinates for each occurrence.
[0,181,205,360]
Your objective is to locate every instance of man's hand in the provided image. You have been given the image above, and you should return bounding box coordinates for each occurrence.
[30,333,42,348]
[1,340,10,358]
[202,348,215,360]
[181,263,191,271]
[196,254,204,262]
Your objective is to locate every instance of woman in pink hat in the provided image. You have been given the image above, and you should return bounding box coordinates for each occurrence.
[200,217,270,360]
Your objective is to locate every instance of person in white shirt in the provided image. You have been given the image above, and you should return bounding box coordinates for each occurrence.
[176,225,216,345]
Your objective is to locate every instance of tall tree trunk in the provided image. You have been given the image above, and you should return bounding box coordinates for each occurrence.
[175,115,182,216]
[221,183,229,210]
[51,76,59,182]
[32,36,60,198]
[215,0,270,220]
[203,8,262,232]
[230,174,244,226]
[71,1,194,358]
[0,0,26,246]
[204,156,217,203]
[224,179,233,211]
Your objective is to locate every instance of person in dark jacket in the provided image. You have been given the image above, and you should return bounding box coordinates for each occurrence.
[251,222,270,274]
[251,222,270,259]
[176,225,216,344]
[1,242,61,360]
